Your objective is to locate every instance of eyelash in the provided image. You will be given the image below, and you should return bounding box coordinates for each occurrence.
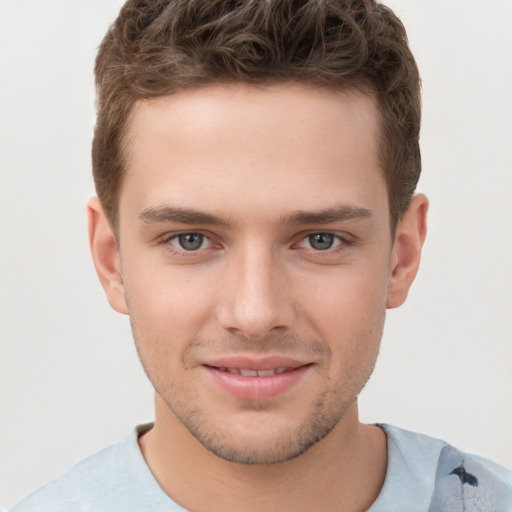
[296,233,349,251]
[159,231,353,256]
[159,232,216,256]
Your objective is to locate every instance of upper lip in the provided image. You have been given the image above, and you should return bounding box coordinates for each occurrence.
[202,355,311,371]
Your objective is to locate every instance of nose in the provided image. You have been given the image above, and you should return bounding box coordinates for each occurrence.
[216,244,295,340]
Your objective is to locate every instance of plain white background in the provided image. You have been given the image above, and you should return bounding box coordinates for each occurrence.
[0,0,511,508]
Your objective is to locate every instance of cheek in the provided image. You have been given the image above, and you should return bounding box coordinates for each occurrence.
[298,260,389,326]
[123,262,218,347]
[294,260,389,371]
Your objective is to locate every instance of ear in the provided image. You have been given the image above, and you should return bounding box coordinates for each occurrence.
[386,193,428,309]
[87,197,128,314]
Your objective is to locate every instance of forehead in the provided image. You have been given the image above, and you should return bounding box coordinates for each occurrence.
[121,83,386,224]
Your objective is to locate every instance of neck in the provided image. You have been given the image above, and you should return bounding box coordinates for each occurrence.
[139,396,388,512]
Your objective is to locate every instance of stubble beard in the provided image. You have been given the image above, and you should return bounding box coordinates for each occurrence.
[158,382,360,465]
[132,329,381,466]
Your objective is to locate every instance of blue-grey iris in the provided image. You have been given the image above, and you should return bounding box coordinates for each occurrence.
[179,233,203,250]
[309,233,334,250]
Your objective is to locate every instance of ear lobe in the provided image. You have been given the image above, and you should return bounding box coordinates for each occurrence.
[386,193,428,309]
[87,197,128,315]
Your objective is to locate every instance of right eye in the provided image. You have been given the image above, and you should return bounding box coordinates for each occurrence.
[168,233,212,251]
[296,232,344,251]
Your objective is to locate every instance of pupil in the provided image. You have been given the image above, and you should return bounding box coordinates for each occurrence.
[309,233,334,250]
[179,233,203,250]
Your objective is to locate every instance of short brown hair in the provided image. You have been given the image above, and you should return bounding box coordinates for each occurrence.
[93,0,421,231]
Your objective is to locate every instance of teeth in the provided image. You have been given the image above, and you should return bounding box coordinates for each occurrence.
[240,369,259,377]
[215,366,293,376]
[221,368,291,377]
[257,369,276,377]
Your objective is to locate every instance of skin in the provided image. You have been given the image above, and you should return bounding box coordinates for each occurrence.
[89,83,428,511]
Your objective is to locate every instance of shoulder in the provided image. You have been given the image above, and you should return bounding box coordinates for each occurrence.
[9,436,128,512]
[382,423,512,483]
[372,424,512,512]
[8,425,172,512]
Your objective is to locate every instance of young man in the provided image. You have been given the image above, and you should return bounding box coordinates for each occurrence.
[10,1,511,511]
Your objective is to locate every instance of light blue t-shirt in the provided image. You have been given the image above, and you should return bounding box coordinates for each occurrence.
[9,424,512,512]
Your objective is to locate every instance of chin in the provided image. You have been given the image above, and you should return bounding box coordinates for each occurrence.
[173,401,349,466]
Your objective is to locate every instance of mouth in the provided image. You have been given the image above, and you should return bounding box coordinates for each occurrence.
[202,358,313,400]
[205,366,294,377]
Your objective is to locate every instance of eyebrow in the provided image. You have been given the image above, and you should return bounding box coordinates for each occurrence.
[283,205,373,225]
[137,204,372,227]
[137,206,232,226]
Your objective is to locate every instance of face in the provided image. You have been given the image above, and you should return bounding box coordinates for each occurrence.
[91,83,419,465]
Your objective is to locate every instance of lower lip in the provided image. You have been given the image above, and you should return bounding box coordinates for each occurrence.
[204,365,311,401]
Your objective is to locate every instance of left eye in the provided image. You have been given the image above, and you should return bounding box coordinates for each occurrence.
[169,233,211,251]
[298,233,342,251]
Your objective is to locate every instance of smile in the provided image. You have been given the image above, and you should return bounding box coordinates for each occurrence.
[212,367,291,377]
[203,361,312,400]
